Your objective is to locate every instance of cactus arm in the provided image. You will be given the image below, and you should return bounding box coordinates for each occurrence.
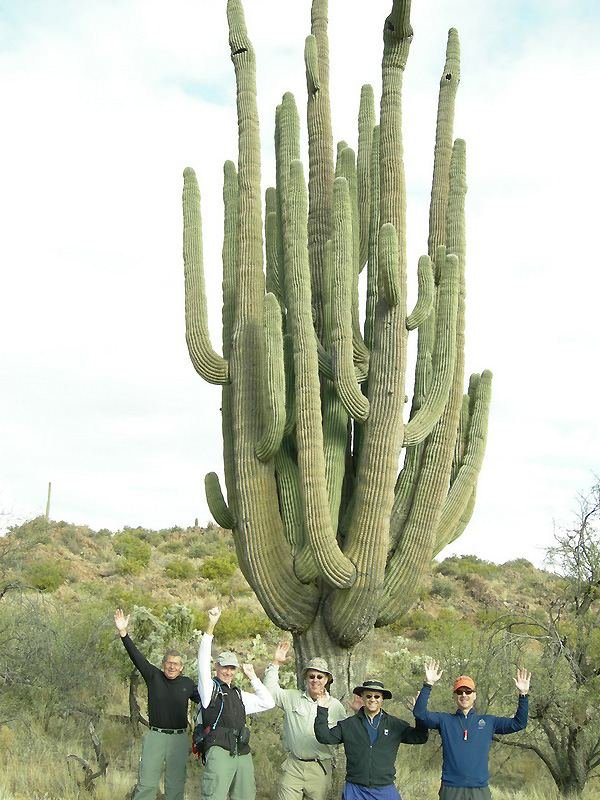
[220,159,239,517]
[378,223,400,307]
[324,1,413,647]
[428,27,460,264]
[451,393,470,485]
[265,186,283,303]
[377,129,469,630]
[282,334,297,436]
[402,251,458,447]
[205,472,235,530]
[436,489,476,556]
[335,147,370,367]
[255,293,286,462]
[285,159,356,589]
[434,370,492,553]
[224,0,319,632]
[357,85,375,272]
[331,177,370,422]
[364,126,381,352]
[182,168,229,385]
[305,0,334,341]
[406,255,434,330]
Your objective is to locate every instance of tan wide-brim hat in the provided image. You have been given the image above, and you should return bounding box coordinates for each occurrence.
[302,657,334,684]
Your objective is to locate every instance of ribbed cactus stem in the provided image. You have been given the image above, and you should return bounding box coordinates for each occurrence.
[428,27,460,263]
[255,293,286,462]
[205,472,235,530]
[182,167,229,385]
[379,222,400,307]
[357,84,375,272]
[406,255,434,330]
[403,252,458,447]
[331,177,370,421]
[435,370,492,552]
[285,159,356,589]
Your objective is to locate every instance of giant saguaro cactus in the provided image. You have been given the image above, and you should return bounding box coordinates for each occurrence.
[183,0,491,696]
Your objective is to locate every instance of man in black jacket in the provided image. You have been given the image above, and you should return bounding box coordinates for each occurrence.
[314,678,427,800]
[114,608,200,800]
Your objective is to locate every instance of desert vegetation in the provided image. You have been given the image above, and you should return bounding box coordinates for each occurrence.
[1,488,599,799]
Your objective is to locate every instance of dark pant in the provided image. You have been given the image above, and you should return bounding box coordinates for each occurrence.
[439,787,492,800]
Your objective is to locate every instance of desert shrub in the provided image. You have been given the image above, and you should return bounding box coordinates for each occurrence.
[112,532,151,575]
[199,552,238,581]
[188,529,233,559]
[105,585,157,611]
[164,558,195,580]
[26,558,68,591]
[215,607,272,644]
[437,554,500,581]
[430,574,456,599]
[463,573,496,605]
[160,539,185,554]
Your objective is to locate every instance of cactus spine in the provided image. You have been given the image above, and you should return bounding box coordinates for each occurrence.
[183,0,491,693]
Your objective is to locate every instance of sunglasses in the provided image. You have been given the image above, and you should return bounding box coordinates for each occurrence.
[307,673,327,680]
[364,693,383,700]
[454,688,474,696]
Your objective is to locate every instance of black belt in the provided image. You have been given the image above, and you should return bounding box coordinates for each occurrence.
[150,727,186,734]
[292,755,328,774]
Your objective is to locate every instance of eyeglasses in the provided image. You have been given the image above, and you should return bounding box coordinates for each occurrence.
[307,673,326,680]
[364,693,383,700]
[454,688,474,696]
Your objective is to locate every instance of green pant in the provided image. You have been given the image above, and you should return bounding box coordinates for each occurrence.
[439,787,492,800]
[277,755,332,800]
[133,729,189,800]
[201,745,255,800]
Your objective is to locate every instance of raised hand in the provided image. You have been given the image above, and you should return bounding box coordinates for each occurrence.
[242,663,256,680]
[114,608,129,636]
[207,606,221,634]
[316,694,329,707]
[424,658,443,685]
[350,693,364,712]
[273,641,290,665]
[514,668,531,695]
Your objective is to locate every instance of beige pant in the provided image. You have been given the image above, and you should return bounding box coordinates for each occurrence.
[277,755,332,800]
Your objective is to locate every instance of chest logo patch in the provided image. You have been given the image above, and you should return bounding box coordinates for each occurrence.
[384,729,389,735]
[478,719,486,728]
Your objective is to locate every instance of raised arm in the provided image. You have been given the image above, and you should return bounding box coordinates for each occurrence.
[413,659,443,729]
[494,668,531,734]
[314,696,344,745]
[240,663,276,713]
[114,608,154,681]
[398,716,429,744]
[262,641,290,707]
[197,607,221,706]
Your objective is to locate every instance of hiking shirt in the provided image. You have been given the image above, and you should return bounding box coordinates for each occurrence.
[120,634,199,729]
[263,663,347,760]
[197,633,275,712]
[413,684,529,788]
[314,705,428,787]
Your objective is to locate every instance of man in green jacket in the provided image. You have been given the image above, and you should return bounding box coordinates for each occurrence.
[314,678,428,800]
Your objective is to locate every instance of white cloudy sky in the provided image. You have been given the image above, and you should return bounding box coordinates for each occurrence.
[1,0,598,566]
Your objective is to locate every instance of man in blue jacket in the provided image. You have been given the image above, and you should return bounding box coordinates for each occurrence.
[413,659,531,800]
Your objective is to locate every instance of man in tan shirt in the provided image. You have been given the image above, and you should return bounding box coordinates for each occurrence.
[264,642,349,800]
